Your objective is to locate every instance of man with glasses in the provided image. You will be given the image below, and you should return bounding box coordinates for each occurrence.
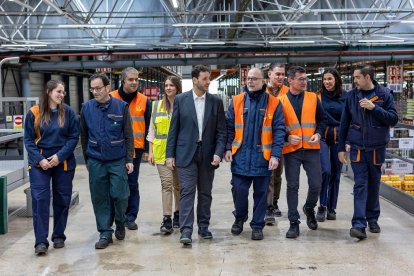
[110,67,152,231]
[225,67,285,240]
[279,66,326,239]
[80,73,134,249]
[264,63,289,225]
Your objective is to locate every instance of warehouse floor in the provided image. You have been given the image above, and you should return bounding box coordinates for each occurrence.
[1,161,414,275]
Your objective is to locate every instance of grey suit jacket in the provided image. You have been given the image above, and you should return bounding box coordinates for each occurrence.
[166,90,226,168]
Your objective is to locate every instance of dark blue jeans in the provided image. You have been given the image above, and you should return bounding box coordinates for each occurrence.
[125,148,143,223]
[29,164,74,247]
[319,140,342,210]
[232,174,269,229]
[284,149,322,223]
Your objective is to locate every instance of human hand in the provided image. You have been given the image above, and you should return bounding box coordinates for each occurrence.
[268,157,279,170]
[308,134,320,144]
[211,155,221,166]
[166,158,175,170]
[288,135,301,145]
[224,150,233,162]
[39,159,52,170]
[126,163,134,174]
[359,98,375,110]
[148,152,155,166]
[47,154,60,167]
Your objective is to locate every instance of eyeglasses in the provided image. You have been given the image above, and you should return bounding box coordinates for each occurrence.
[246,77,263,81]
[294,77,308,82]
[89,86,106,92]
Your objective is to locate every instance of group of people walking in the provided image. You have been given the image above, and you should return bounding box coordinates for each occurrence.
[23,62,398,255]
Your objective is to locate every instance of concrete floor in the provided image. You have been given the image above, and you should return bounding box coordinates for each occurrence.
[1,161,414,275]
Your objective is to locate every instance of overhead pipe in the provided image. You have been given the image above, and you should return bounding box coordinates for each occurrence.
[20,54,414,71]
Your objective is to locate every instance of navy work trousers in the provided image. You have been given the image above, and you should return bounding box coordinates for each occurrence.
[29,164,74,247]
[232,174,269,229]
[319,140,342,210]
[350,150,381,229]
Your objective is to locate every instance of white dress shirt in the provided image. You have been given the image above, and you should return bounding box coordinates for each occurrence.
[193,90,206,141]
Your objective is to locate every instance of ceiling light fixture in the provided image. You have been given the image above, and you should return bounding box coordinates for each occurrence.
[269,40,315,44]
[91,43,136,46]
[173,23,230,27]
[171,0,179,8]
[58,24,118,28]
[286,21,345,26]
[1,44,47,47]
[179,41,225,45]
[358,39,405,43]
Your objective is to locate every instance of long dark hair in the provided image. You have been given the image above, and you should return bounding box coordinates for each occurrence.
[35,80,65,130]
[321,67,344,97]
[162,76,182,112]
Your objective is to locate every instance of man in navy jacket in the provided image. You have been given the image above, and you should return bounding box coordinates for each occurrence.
[338,64,398,240]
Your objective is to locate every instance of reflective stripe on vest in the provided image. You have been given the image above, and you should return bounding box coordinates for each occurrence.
[279,91,320,154]
[151,99,171,163]
[111,90,147,149]
[231,93,279,160]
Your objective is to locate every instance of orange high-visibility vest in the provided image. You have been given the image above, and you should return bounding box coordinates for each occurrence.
[266,84,289,98]
[231,93,280,160]
[111,90,147,149]
[279,92,320,154]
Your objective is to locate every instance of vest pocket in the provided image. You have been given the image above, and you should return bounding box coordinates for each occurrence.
[349,148,361,163]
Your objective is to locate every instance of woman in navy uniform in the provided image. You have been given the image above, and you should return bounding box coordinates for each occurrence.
[24,80,80,255]
[316,68,347,222]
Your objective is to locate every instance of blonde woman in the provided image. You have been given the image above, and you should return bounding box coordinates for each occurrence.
[147,76,181,234]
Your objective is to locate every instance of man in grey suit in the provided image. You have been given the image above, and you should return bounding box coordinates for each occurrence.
[166,65,227,245]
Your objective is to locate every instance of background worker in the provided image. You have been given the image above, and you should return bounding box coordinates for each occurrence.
[338,64,398,240]
[264,62,289,224]
[81,73,134,249]
[147,76,182,234]
[24,80,79,255]
[280,66,326,239]
[316,68,347,222]
[111,67,152,231]
[225,67,285,241]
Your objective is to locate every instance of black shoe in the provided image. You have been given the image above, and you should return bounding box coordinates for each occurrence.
[95,237,113,249]
[265,206,276,225]
[303,205,318,230]
[180,231,192,244]
[160,216,174,234]
[35,243,48,255]
[53,238,65,249]
[173,211,180,228]
[251,228,264,240]
[350,227,367,240]
[231,219,244,235]
[125,221,138,230]
[274,204,282,217]
[198,227,213,239]
[316,206,327,222]
[115,225,126,240]
[368,221,381,233]
[326,209,336,220]
[286,221,300,238]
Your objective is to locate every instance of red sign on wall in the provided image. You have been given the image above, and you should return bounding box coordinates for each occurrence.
[143,87,160,100]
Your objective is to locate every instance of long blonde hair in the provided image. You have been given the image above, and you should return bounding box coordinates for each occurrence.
[35,80,66,131]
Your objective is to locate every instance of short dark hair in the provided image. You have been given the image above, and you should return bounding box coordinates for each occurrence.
[287,66,306,79]
[89,73,110,86]
[269,63,286,71]
[354,64,375,81]
[321,67,344,96]
[192,65,210,79]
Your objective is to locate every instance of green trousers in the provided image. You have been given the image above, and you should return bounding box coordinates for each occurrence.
[88,158,129,238]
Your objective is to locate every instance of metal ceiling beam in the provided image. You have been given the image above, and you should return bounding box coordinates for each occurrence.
[20,53,414,71]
